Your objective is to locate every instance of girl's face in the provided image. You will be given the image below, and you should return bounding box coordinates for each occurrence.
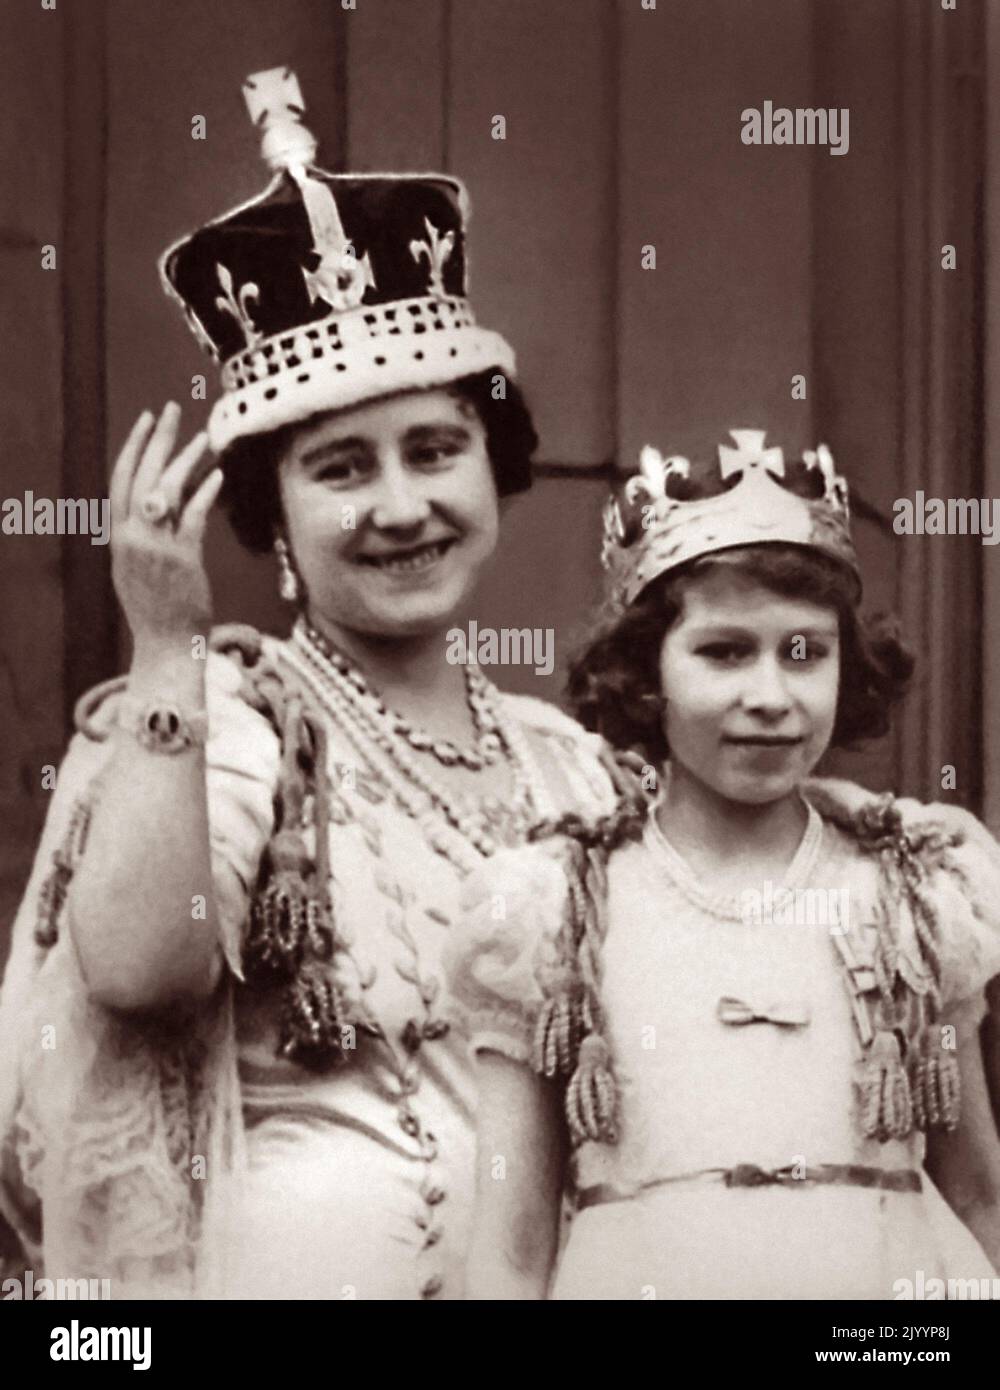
[277,388,499,639]
[657,566,841,806]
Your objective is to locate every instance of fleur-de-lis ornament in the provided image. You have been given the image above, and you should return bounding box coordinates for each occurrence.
[624,445,690,507]
[409,217,455,296]
[804,443,850,514]
[214,262,263,348]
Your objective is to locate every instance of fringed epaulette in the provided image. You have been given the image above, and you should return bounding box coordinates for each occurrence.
[528,756,648,1147]
[210,625,354,1071]
[819,789,963,1141]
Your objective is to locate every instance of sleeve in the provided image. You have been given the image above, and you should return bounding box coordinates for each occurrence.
[898,798,1000,1013]
[0,725,113,1166]
[0,649,277,1294]
[204,651,280,976]
[443,841,572,1065]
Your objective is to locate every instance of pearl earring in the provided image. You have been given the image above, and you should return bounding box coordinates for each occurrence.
[275,537,301,604]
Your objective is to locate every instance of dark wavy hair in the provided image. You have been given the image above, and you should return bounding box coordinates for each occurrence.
[567,543,915,765]
[216,370,538,554]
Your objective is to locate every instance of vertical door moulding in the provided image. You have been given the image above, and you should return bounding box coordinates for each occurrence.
[61,0,115,717]
[895,0,983,805]
[983,0,1000,831]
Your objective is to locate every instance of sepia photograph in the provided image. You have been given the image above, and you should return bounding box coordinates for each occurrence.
[2,0,1000,1354]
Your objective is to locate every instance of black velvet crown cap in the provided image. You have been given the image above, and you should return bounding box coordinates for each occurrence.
[158,67,516,453]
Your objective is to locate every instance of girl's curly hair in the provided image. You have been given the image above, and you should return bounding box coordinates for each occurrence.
[567,544,914,765]
[216,369,538,554]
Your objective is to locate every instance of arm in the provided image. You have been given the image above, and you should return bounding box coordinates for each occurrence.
[67,403,227,1014]
[465,1050,568,1300]
[924,998,1000,1270]
[68,648,226,1012]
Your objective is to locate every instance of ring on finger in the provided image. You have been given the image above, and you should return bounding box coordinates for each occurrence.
[141,490,176,526]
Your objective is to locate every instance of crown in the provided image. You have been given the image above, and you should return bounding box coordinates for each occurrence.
[158,67,516,454]
[601,430,858,606]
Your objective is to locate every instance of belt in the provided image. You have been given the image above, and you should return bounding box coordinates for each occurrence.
[575,1162,922,1210]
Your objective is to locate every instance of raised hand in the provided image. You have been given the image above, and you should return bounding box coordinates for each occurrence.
[109,401,222,654]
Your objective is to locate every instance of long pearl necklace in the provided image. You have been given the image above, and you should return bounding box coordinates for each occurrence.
[283,622,556,873]
[302,621,504,770]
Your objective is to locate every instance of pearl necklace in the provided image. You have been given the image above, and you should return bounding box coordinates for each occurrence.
[283,623,556,874]
[302,621,504,770]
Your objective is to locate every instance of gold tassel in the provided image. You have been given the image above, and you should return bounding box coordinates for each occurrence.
[279,965,349,1070]
[936,1049,961,1132]
[242,688,352,1071]
[911,1032,961,1133]
[861,1030,913,1142]
[245,828,317,979]
[532,994,580,1078]
[888,1059,914,1138]
[565,1034,618,1146]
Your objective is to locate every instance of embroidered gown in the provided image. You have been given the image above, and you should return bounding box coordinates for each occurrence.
[446,778,1000,1299]
[0,633,615,1300]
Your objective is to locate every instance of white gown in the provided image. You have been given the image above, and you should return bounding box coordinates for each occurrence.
[0,635,614,1299]
[450,780,1000,1299]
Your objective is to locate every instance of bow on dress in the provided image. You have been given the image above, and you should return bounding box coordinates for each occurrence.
[715,995,812,1027]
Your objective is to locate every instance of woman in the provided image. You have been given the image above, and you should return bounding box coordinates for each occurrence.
[0,69,615,1300]
[448,433,1000,1298]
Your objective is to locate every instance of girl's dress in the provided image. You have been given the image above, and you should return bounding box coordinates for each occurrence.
[446,776,1000,1299]
[0,626,615,1299]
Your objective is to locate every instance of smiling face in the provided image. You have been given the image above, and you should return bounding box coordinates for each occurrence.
[657,565,841,806]
[277,388,499,640]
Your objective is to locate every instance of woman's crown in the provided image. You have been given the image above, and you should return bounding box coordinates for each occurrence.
[602,430,858,606]
[158,67,515,454]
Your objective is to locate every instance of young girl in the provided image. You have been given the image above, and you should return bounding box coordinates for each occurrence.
[446,431,1000,1299]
